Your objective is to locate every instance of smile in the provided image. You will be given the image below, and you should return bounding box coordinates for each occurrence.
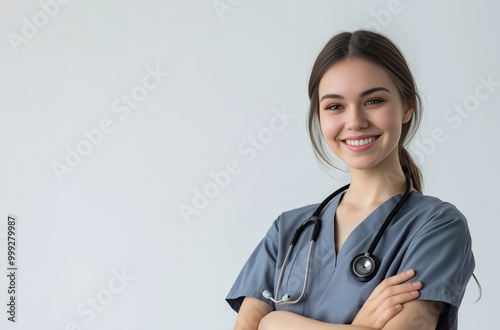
[344,136,378,146]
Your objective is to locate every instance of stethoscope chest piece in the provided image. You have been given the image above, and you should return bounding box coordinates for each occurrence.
[350,253,380,282]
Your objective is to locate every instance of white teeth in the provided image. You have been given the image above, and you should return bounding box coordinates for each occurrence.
[345,137,376,146]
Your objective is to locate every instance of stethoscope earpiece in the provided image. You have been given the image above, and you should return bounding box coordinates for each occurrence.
[261,290,293,303]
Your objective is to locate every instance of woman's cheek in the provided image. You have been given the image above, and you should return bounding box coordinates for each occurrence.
[319,118,338,138]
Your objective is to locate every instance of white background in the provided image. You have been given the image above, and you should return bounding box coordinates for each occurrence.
[1,0,498,329]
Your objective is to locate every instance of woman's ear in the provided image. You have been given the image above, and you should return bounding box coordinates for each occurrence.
[402,107,413,124]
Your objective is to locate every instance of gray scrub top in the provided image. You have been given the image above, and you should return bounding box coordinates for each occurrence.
[226,191,475,330]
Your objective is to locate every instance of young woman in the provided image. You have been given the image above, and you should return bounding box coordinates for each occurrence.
[226,30,475,330]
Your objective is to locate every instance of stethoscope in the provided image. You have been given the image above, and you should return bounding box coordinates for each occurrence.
[262,175,413,305]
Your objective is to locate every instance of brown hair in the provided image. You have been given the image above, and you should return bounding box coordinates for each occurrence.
[307,30,423,191]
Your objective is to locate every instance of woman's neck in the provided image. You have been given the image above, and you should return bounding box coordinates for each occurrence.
[343,166,407,208]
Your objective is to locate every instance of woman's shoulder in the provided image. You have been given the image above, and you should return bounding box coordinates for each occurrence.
[410,191,465,217]
[405,191,470,229]
[276,203,321,222]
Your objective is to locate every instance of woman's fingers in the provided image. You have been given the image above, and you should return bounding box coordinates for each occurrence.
[366,269,418,301]
[352,269,423,329]
[370,281,421,311]
[375,288,420,312]
[372,288,421,328]
[374,303,404,328]
[377,281,422,300]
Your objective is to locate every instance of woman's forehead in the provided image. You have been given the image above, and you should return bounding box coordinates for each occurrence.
[318,57,396,96]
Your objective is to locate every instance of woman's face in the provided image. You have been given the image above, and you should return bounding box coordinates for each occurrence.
[318,57,413,171]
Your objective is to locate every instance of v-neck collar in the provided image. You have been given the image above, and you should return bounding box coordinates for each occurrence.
[318,191,406,266]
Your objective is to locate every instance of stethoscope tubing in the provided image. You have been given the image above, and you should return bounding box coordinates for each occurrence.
[263,176,413,305]
[271,240,316,305]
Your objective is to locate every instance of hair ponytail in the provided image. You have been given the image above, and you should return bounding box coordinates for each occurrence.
[399,146,422,192]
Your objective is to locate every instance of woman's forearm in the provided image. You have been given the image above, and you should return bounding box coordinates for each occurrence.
[258,300,440,330]
[258,311,375,330]
[234,297,273,330]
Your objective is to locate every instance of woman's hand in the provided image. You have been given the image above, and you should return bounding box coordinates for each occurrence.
[351,269,422,329]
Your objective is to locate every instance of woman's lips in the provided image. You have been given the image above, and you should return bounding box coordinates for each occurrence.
[345,136,377,146]
[342,135,380,151]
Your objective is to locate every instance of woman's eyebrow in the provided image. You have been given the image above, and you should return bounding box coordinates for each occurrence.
[320,87,391,102]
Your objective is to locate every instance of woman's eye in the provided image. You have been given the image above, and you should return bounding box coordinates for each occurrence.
[326,104,343,111]
[365,98,384,106]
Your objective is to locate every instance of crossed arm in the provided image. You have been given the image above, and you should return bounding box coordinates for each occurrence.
[233,270,443,330]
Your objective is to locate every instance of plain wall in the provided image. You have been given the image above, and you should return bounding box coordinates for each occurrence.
[0,0,498,329]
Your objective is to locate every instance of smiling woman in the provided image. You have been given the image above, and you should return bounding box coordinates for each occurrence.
[317,58,413,173]
[308,31,422,191]
[226,30,475,330]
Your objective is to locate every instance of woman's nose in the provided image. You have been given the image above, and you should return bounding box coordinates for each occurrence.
[345,107,368,130]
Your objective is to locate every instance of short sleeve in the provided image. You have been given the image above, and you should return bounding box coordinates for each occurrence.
[225,218,280,312]
[398,204,475,329]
